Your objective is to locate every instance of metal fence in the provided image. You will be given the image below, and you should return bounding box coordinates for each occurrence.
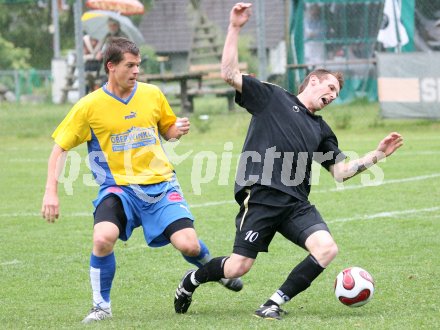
[0,69,52,103]
[288,0,384,102]
[415,0,440,51]
[287,0,440,102]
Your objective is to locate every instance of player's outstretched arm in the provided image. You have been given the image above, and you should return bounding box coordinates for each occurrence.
[330,132,403,182]
[41,144,67,223]
[221,2,252,93]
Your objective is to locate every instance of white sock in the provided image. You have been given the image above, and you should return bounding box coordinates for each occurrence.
[270,290,290,306]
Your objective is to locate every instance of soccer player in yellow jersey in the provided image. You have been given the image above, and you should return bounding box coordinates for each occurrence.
[41,38,242,323]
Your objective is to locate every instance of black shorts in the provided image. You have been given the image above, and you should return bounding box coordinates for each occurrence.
[94,195,194,240]
[233,185,330,259]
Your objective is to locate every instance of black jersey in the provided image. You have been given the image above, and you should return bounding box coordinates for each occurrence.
[234,75,346,202]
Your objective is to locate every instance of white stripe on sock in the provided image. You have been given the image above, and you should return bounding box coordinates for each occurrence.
[190,271,200,286]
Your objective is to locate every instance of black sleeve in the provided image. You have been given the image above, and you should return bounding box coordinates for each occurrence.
[317,120,346,171]
[235,75,274,115]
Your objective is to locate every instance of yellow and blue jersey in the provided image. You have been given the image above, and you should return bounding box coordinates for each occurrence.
[53,82,177,186]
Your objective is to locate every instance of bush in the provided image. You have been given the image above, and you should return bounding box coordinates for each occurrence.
[0,36,31,70]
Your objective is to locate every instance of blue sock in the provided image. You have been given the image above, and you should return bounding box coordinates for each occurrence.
[182,239,212,268]
[90,252,115,309]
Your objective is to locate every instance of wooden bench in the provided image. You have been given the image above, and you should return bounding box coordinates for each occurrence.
[140,71,204,113]
[187,62,248,111]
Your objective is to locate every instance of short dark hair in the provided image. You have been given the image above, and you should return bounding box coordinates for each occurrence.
[297,69,344,94]
[107,18,120,26]
[102,37,140,74]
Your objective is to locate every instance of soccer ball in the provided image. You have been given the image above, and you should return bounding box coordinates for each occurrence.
[334,267,375,307]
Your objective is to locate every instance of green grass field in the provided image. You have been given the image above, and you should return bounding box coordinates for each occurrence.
[1,99,439,329]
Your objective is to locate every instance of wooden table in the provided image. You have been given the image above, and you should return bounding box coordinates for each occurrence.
[139,72,204,113]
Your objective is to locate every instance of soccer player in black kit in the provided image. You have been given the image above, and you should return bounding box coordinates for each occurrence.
[174,2,403,320]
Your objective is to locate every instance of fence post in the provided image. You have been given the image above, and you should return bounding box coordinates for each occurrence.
[13,70,20,102]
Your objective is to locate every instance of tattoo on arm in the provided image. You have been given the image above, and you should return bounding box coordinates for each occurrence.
[351,161,367,174]
[352,155,379,173]
[342,153,380,181]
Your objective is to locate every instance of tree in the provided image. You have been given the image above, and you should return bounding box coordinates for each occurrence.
[0,0,154,69]
[0,3,53,68]
[0,34,31,69]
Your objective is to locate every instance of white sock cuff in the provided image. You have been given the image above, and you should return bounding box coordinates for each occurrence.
[271,290,289,306]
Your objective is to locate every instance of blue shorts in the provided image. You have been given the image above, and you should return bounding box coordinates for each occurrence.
[93,180,194,247]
